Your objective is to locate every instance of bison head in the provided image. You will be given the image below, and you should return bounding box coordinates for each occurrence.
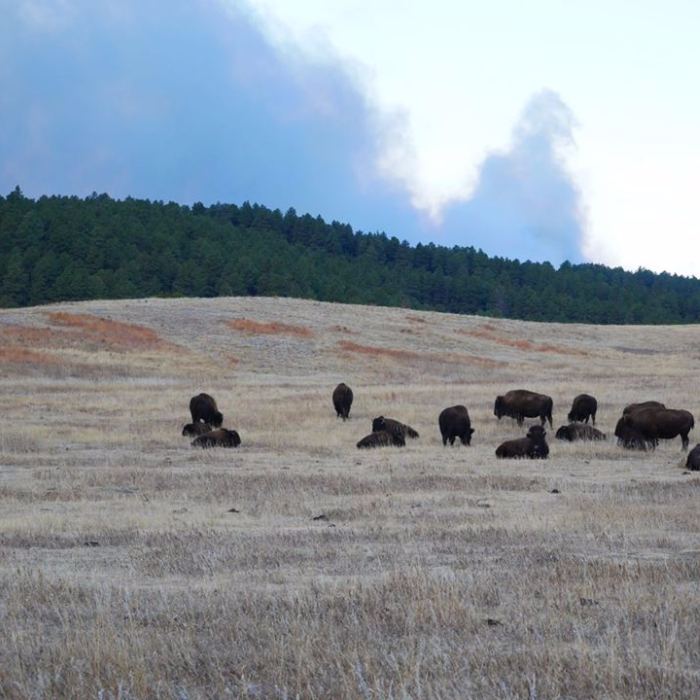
[372,416,386,433]
[211,411,224,428]
[555,425,572,441]
[494,396,505,419]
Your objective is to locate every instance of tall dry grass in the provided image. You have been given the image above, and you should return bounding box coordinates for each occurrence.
[0,296,699,698]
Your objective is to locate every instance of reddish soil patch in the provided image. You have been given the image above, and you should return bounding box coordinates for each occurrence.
[457,328,586,356]
[47,313,167,350]
[0,346,57,365]
[227,318,314,338]
[338,341,422,360]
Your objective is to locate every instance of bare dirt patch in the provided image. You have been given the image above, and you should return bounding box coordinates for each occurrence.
[226,317,314,338]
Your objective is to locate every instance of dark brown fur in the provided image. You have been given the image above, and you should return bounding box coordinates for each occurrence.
[494,389,553,427]
[686,444,700,471]
[495,425,549,459]
[191,428,241,449]
[438,405,474,446]
[372,416,419,439]
[333,383,354,420]
[356,430,405,449]
[182,422,213,437]
[555,423,606,442]
[622,400,666,416]
[567,394,598,424]
[616,407,695,450]
[189,393,223,427]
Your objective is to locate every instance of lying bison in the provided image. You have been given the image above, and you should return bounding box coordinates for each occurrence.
[555,423,606,442]
[182,422,213,437]
[191,428,241,449]
[494,390,553,428]
[357,430,405,449]
[496,425,549,459]
[567,394,598,424]
[333,383,354,420]
[686,444,700,471]
[372,416,419,440]
[616,407,695,450]
[438,405,474,446]
[190,393,223,427]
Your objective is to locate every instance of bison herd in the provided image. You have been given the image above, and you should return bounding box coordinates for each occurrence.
[180,385,699,468]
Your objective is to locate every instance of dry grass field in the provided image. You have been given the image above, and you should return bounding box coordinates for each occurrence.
[1,296,700,699]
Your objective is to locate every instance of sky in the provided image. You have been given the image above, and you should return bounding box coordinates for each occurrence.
[1,0,698,275]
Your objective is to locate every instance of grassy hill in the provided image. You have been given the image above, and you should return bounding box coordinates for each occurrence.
[1,296,700,697]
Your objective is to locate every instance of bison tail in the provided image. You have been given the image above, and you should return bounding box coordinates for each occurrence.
[406,427,420,439]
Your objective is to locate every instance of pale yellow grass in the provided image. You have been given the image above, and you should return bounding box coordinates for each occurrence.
[1,296,700,699]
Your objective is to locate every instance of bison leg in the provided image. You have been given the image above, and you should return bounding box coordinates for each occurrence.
[681,432,690,450]
[516,415,524,427]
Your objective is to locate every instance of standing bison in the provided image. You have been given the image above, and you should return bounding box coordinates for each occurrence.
[191,428,241,448]
[357,431,405,449]
[333,383,354,420]
[189,393,223,427]
[372,416,419,440]
[615,407,695,450]
[567,394,598,424]
[496,425,549,459]
[438,405,474,446]
[494,390,553,427]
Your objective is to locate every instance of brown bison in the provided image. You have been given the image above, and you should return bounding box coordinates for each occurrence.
[182,422,213,437]
[686,444,700,471]
[372,416,419,440]
[494,390,553,427]
[622,400,666,416]
[189,393,223,427]
[357,430,405,449]
[333,383,354,420]
[555,423,606,442]
[496,425,549,459]
[567,394,598,424]
[191,428,241,449]
[614,417,650,450]
[438,405,474,446]
[616,407,695,450]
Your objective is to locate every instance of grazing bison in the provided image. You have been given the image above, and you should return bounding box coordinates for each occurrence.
[182,422,213,437]
[438,405,474,446]
[555,423,606,442]
[372,416,419,440]
[614,417,650,450]
[496,425,549,459]
[494,390,553,427]
[567,394,598,424]
[191,428,241,449]
[189,393,223,427]
[616,407,694,450]
[357,430,405,449]
[622,400,666,416]
[333,383,354,420]
[686,444,700,471]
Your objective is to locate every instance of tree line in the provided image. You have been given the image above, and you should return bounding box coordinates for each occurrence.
[1,187,699,324]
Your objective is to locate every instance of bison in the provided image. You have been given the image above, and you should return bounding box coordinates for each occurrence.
[494,390,553,428]
[333,383,354,420]
[372,416,419,440]
[555,423,606,442]
[686,444,700,471]
[438,405,474,446]
[616,407,695,450]
[182,422,213,437]
[567,394,598,424]
[496,425,549,459]
[189,393,223,427]
[357,430,406,449]
[614,417,650,450]
[191,428,241,449]
[622,400,666,416]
